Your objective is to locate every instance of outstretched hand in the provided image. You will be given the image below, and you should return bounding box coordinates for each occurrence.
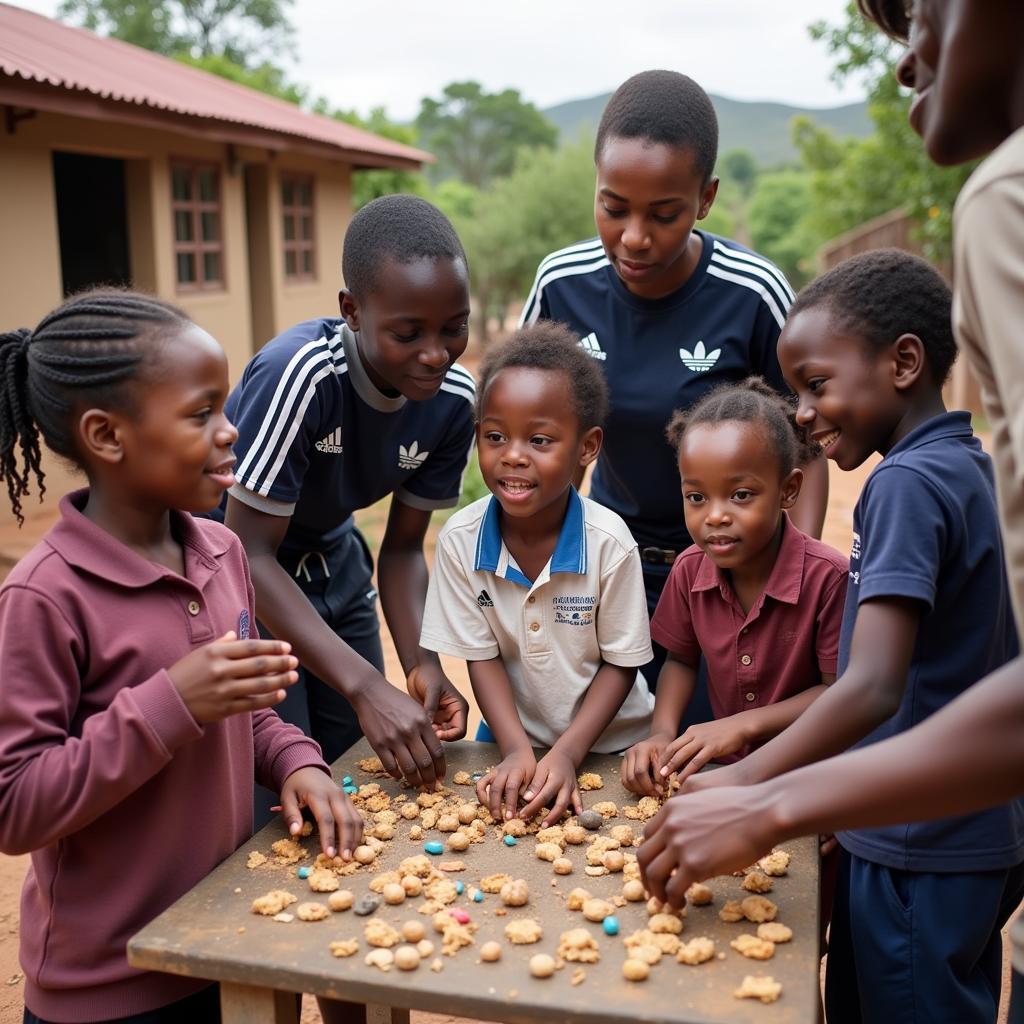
[278,766,364,859]
[407,664,469,742]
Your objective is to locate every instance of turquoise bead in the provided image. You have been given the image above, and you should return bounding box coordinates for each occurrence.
[455,881,465,895]
[503,835,518,847]
[342,775,353,786]
[424,841,444,855]
[343,785,358,795]
[297,866,311,879]
[602,915,620,936]
[472,890,484,902]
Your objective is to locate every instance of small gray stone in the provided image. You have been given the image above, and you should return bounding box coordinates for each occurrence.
[578,810,604,831]
[353,894,381,916]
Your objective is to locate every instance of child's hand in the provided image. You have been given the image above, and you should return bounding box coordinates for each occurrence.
[659,720,750,786]
[622,733,674,797]
[278,766,364,860]
[519,750,582,826]
[168,632,298,724]
[476,747,537,821]
[407,665,469,742]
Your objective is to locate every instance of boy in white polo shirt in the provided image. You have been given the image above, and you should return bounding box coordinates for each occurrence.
[421,323,654,828]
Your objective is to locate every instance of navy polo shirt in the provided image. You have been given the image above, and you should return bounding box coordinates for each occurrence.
[221,318,475,555]
[835,412,1024,871]
[520,231,793,556]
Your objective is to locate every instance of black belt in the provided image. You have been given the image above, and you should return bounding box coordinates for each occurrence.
[640,546,678,566]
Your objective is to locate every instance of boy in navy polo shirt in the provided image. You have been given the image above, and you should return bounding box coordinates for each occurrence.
[219,195,473,800]
[519,70,828,721]
[640,250,1024,1023]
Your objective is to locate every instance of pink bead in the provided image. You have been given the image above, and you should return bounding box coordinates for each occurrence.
[449,908,471,925]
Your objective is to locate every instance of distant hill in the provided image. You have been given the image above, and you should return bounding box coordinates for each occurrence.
[541,92,871,168]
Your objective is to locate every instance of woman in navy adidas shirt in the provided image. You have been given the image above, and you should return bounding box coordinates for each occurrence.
[521,70,828,715]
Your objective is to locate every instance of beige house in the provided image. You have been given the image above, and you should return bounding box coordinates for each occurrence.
[0,3,429,526]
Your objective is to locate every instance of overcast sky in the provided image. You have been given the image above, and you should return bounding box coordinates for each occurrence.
[11,0,869,120]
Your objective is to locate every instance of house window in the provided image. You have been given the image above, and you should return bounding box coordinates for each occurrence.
[282,174,315,280]
[171,162,224,290]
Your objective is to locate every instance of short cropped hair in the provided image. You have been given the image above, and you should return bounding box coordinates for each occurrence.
[477,322,610,432]
[790,249,957,386]
[856,0,911,40]
[667,377,818,477]
[341,194,467,298]
[595,70,719,184]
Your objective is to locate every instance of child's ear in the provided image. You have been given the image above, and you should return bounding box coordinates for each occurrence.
[696,175,720,221]
[77,409,125,466]
[891,332,927,391]
[578,426,603,467]
[338,289,360,332]
[780,467,803,509]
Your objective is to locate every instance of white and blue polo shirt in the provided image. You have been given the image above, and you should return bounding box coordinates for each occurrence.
[222,318,475,555]
[835,412,1024,872]
[421,490,654,753]
[520,231,794,558]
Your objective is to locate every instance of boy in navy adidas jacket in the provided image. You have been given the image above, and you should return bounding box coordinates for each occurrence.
[521,71,828,723]
[216,195,473,809]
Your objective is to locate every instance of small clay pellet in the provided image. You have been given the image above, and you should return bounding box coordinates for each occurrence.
[401,920,426,943]
[529,953,557,978]
[480,941,502,962]
[623,958,650,982]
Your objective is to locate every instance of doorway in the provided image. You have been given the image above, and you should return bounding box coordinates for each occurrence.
[53,151,131,295]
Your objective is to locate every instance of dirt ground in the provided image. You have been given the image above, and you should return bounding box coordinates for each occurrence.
[0,452,1016,1023]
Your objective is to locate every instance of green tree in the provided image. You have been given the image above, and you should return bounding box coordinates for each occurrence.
[416,81,559,189]
[179,53,306,103]
[799,1,976,262]
[432,138,595,344]
[58,0,294,67]
[719,149,758,197]
[746,170,819,286]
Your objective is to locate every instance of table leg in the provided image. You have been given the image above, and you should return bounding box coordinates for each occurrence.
[366,1005,409,1024]
[220,982,299,1024]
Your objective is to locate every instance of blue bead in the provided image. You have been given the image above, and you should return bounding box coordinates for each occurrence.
[297,866,311,879]
[472,890,484,902]
[503,835,518,847]
[424,841,444,855]
[455,881,465,895]
[342,775,353,786]
[343,785,358,795]
[602,915,620,936]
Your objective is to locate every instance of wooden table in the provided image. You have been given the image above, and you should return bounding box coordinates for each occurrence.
[129,740,820,1024]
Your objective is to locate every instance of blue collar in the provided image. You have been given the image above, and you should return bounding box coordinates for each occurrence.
[473,489,588,587]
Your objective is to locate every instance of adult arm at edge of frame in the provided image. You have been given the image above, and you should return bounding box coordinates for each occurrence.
[638,653,1024,904]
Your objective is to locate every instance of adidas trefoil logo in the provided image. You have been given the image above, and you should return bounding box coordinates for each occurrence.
[315,427,343,454]
[476,589,494,608]
[679,340,721,373]
[398,440,430,470]
[578,332,606,361]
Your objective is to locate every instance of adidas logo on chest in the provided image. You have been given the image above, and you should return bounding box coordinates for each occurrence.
[398,441,430,470]
[680,340,721,372]
[476,589,494,608]
[578,332,606,361]
[315,427,343,454]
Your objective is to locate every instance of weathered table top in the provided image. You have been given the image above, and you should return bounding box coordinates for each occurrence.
[129,740,819,1024]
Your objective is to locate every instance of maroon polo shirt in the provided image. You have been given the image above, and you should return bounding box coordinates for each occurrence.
[651,515,848,757]
[0,489,327,1022]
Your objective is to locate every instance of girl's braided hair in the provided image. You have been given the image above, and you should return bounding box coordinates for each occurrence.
[0,288,190,523]
[666,376,819,476]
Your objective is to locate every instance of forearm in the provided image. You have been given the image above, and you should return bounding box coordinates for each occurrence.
[248,551,383,701]
[468,658,532,756]
[552,663,636,765]
[789,454,828,539]
[734,684,829,748]
[649,657,697,737]
[378,546,438,677]
[764,655,1024,840]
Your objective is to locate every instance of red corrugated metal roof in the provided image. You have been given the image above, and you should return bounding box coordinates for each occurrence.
[0,2,431,169]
